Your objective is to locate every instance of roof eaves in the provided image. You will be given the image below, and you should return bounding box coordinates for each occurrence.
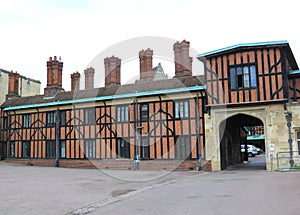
[289,70,300,76]
[197,40,288,58]
[3,85,205,111]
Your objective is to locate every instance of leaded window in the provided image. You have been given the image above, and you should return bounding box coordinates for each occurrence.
[46,141,56,158]
[47,112,56,127]
[116,138,130,158]
[230,64,257,89]
[175,100,189,118]
[141,104,149,121]
[85,140,96,158]
[117,105,129,122]
[22,141,30,158]
[60,141,66,158]
[84,108,96,125]
[23,114,31,128]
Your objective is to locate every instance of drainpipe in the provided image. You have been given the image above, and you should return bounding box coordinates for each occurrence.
[134,97,143,169]
[195,94,202,171]
[285,111,293,168]
[55,108,60,167]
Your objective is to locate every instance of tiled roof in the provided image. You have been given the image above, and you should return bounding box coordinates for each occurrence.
[2,75,204,110]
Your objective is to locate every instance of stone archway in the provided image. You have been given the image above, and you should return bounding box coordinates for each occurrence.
[219,114,264,170]
[204,106,268,171]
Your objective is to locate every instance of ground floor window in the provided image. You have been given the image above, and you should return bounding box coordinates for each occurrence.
[140,138,150,159]
[175,136,191,159]
[22,141,30,158]
[60,141,66,158]
[85,140,96,158]
[1,142,7,159]
[10,142,15,158]
[116,138,130,158]
[46,141,56,158]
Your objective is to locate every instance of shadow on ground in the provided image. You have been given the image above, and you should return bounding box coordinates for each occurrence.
[226,154,266,171]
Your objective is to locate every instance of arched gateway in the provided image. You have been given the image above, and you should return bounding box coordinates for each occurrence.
[219,113,264,170]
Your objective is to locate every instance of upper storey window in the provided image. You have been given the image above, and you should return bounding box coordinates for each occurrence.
[230,64,257,89]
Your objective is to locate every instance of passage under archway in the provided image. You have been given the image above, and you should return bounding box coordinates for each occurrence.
[219,113,265,170]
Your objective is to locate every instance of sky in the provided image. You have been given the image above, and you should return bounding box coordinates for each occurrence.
[0,0,300,93]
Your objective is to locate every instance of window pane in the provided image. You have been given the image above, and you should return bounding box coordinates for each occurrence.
[23,115,31,128]
[237,67,242,75]
[85,140,95,158]
[117,107,121,122]
[243,66,250,88]
[10,142,15,157]
[141,104,149,121]
[175,102,179,118]
[250,65,257,87]
[125,106,129,121]
[184,101,189,117]
[179,102,184,118]
[230,68,237,89]
[121,106,124,121]
[61,141,66,158]
[46,141,55,158]
[22,141,30,158]
[60,111,66,126]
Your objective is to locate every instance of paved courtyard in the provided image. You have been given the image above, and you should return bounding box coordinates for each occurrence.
[1,156,300,215]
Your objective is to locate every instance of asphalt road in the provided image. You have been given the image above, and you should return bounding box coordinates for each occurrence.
[1,155,300,215]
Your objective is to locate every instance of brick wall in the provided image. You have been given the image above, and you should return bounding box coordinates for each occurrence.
[4,159,212,171]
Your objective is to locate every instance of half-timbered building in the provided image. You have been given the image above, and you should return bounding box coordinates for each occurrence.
[0,41,209,170]
[198,40,300,171]
[1,40,300,171]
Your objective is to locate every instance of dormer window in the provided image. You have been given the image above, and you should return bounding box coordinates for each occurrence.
[230,64,257,90]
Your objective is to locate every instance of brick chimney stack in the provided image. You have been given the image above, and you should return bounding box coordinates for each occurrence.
[84,67,95,89]
[139,48,154,81]
[104,56,121,87]
[44,56,64,96]
[6,70,20,100]
[173,40,192,77]
[71,71,80,91]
